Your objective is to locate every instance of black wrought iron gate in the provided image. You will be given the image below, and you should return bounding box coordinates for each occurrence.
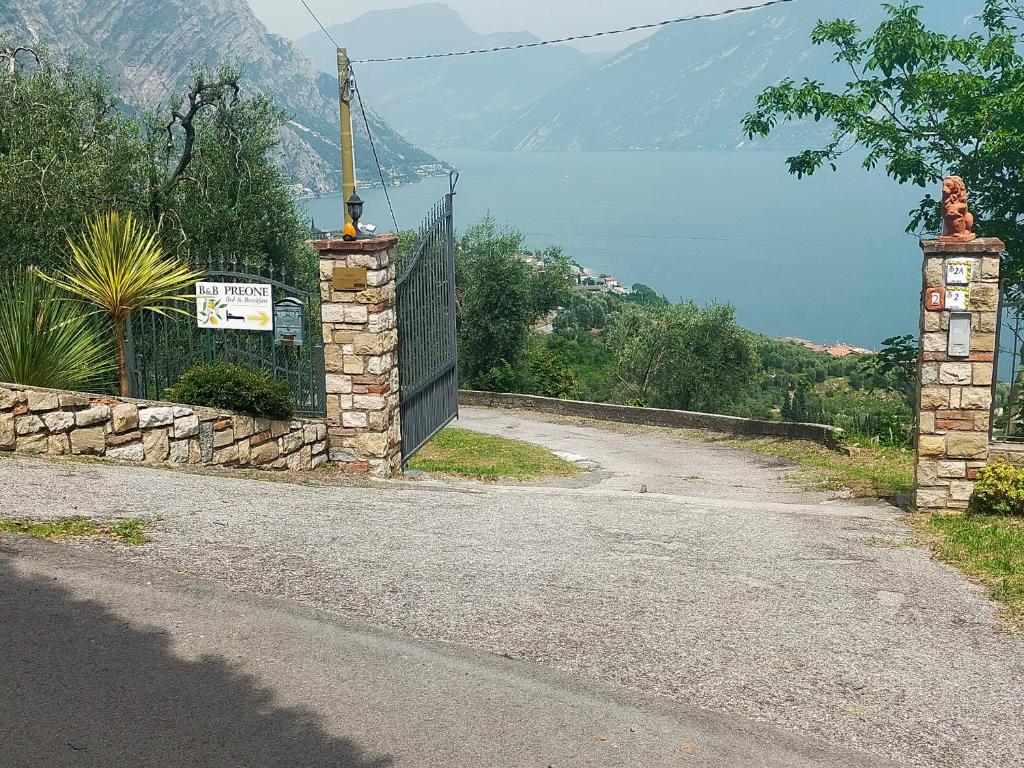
[396,173,460,465]
[124,255,327,417]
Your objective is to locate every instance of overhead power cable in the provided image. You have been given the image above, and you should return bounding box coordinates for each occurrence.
[299,0,340,48]
[352,76,401,233]
[350,0,796,63]
[299,0,400,232]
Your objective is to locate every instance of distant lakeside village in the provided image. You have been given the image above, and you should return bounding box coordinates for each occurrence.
[518,253,876,356]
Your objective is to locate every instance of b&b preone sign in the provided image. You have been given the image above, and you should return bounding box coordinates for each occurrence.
[196,282,274,331]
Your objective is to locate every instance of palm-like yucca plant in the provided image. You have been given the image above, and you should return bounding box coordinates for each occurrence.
[0,270,113,390]
[36,211,203,396]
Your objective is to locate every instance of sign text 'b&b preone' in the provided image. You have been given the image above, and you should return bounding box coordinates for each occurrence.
[196,282,273,331]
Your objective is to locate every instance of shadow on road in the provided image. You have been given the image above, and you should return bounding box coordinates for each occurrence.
[0,550,393,768]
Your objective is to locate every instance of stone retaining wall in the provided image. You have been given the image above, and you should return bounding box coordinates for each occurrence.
[459,391,841,448]
[0,383,328,471]
[987,443,1024,467]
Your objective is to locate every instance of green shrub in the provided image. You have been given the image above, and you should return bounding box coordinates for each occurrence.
[525,344,580,400]
[165,362,293,419]
[970,463,1024,516]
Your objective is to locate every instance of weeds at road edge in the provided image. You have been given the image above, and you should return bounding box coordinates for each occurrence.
[409,428,583,481]
[0,515,149,545]
[914,513,1024,631]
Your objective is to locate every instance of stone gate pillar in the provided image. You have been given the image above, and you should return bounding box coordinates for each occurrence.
[916,233,1004,513]
[314,235,402,477]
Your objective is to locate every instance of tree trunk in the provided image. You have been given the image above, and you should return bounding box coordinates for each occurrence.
[114,317,129,397]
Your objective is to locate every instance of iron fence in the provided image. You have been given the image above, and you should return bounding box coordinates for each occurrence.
[124,254,326,417]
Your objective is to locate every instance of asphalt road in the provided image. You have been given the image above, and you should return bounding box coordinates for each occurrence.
[1,538,889,768]
[1,408,1022,768]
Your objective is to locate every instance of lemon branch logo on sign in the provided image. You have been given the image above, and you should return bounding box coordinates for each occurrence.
[196,282,274,331]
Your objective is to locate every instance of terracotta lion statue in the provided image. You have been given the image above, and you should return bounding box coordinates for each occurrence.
[940,176,976,242]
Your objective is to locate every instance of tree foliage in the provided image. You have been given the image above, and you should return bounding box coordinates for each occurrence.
[455,218,572,390]
[0,47,314,278]
[743,0,1024,278]
[553,292,616,341]
[605,301,760,413]
[144,70,314,274]
[861,333,919,411]
[0,49,146,272]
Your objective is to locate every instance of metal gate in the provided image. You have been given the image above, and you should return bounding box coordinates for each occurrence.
[124,254,327,417]
[396,172,460,464]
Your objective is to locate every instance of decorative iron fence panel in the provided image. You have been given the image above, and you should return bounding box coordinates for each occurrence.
[125,254,326,417]
[991,290,1024,441]
[396,173,460,465]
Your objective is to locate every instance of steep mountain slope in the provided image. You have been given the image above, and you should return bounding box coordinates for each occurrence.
[488,0,980,151]
[0,0,447,194]
[296,3,595,149]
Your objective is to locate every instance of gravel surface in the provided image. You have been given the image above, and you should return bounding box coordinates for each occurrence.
[455,406,836,500]
[3,539,893,768]
[2,411,1022,768]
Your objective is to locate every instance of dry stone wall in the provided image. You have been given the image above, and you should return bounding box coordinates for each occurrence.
[0,383,328,471]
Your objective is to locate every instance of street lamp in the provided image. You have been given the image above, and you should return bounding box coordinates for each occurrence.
[345,191,364,240]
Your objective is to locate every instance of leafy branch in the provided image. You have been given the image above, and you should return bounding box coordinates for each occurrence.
[743,0,1024,281]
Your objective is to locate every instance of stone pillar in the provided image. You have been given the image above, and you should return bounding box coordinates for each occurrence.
[313,235,402,476]
[915,237,1004,513]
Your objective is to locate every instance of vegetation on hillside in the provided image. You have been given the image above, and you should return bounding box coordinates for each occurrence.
[0,48,314,277]
[453,219,915,446]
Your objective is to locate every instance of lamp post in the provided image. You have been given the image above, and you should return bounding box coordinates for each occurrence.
[344,192,364,241]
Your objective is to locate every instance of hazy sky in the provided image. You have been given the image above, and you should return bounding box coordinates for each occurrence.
[247,0,743,51]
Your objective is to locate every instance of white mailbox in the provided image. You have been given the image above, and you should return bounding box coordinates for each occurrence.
[948,312,972,358]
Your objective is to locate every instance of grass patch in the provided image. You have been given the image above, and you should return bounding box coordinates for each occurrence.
[409,428,584,481]
[718,437,914,498]
[917,513,1024,629]
[0,515,149,545]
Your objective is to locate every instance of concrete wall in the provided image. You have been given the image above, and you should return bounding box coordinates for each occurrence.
[0,383,328,470]
[459,391,840,447]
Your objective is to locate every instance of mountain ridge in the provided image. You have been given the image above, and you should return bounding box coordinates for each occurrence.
[485,0,981,152]
[296,2,595,149]
[0,0,448,195]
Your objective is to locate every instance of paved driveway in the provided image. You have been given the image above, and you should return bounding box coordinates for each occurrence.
[2,538,889,768]
[1,407,1022,768]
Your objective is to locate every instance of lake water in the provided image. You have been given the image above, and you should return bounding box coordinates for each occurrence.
[302,150,927,348]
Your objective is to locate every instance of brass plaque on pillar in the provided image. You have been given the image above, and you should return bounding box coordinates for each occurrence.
[333,266,368,291]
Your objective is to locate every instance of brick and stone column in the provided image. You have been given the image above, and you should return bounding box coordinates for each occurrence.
[915,236,1004,513]
[313,235,402,477]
